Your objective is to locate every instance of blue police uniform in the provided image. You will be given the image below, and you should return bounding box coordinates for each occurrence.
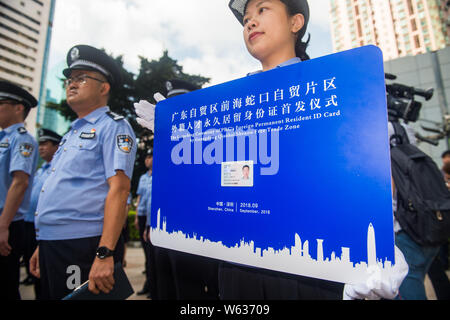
[137,172,152,218]
[35,44,137,300]
[135,171,153,296]
[145,175,152,226]
[0,80,38,299]
[0,123,38,222]
[24,162,51,223]
[19,128,61,295]
[35,106,137,240]
[35,106,136,299]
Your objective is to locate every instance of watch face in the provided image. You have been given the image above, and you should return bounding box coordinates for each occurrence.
[97,246,110,258]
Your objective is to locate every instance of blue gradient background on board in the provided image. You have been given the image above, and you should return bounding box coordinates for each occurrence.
[151,45,395,266]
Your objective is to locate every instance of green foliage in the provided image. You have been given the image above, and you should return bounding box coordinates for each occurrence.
[127,210,139,242]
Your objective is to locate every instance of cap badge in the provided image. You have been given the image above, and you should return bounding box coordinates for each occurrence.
[70,47,80,61]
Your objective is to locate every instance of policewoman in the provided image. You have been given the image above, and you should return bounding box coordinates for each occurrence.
[22,128,62,297]
[225,0,409,300]
[29,45,137,299]
[134,0,408,300]
[0,81,38,299]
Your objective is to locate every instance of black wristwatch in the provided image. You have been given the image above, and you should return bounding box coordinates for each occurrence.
[96,246,114,259]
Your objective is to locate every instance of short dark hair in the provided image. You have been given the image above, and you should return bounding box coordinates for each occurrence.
[242,165,250,170]
[442,150,450,158]
[23,106,31,120]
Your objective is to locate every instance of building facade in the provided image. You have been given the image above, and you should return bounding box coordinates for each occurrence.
[439,0,450,44]
[330,0,449,61]
[38,59,71,136]
[384,46,450,165]
[0,0,55,135]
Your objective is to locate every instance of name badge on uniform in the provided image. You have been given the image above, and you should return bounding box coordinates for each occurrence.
[0,142,9,148]
[117,135,133,153]
[80,132,96,139]
[19,143,34,157]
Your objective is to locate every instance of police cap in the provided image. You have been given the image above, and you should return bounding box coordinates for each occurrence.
[0,80,38,109]
[228,0,309,40]
[165,79,200,98]
[38,128,62,144]
[63,44,122,88]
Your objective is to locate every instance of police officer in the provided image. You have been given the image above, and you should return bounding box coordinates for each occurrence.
[0,80,39,299]
[21,128,61,298]
[29,45,137,299]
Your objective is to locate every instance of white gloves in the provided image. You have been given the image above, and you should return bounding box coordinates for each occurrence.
[133,92,166,132]
[343,246,409,300]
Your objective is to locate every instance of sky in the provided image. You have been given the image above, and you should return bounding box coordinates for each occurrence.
[47,0,333,87]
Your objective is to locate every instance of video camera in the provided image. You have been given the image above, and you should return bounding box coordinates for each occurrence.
[385,73,434,123]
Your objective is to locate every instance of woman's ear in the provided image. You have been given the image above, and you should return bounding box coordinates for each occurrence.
[291,13,305,34]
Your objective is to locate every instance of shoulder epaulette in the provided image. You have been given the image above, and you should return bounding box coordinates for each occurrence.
[106,111,124,121]
[17,127,27,134]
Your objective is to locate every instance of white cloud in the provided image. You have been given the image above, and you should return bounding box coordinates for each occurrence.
[48,0,332,86]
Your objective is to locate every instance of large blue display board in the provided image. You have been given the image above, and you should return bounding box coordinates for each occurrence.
[150,46,396,284]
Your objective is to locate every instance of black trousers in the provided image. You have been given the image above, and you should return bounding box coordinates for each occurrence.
[146,237,159,299]
[138,215,150,290]
[0,220,25,300]
[39,235,124,300]
[218,262,344,300]
[154,246,177,299]
[167,249,219,300]
[23,221,41,299]
[428,252,450,300]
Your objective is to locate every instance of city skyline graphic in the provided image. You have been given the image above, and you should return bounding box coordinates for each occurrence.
[151,209,396,284]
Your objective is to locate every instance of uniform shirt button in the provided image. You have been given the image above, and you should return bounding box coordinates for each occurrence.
[74,130,77,133]
[79,144,82,148]
[34,211,38,216]
[204,285,208,293]
[64,148,67,152]
[52,168,55,172]
[41,189,44,193]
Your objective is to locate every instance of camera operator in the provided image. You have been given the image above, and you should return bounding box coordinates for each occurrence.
[387,80,442,299]
[389,119,440,299]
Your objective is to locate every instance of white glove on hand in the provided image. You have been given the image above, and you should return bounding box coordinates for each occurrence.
[343,245,409,300]
[133,92,166,132]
